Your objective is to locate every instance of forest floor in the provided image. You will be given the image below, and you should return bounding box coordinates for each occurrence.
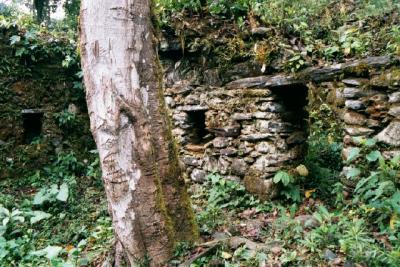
[0,128,399,266]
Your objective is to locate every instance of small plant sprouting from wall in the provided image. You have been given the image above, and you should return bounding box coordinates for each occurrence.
[54,110,77,129]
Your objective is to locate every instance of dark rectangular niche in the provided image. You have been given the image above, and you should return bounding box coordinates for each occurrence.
[22,109,44,144]
[186,110,208,145]
[272,84,309,129]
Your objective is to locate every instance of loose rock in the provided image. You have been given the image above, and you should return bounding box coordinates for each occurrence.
[295,215,320,229]
[324,249,337,261]
[190,169,207,183]
[343,111,367,126]
[388,106,400,117]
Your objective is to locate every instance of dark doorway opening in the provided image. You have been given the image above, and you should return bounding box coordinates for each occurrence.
[186,110,208,144]
[22,110,44,144]
[272,84,309,129]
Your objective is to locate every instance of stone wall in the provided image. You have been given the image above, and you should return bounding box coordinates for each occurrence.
[0,28,91,179]
[2,20,399,197]
[1,29,72,144]
[160,53,309,199]
[164,81,308,199]
[162,52,400,198]
[340,67,400,188]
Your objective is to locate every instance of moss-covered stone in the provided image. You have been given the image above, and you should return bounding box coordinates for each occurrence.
[370,67,400,88]
[243,169,278,200]
[343,62,371,77]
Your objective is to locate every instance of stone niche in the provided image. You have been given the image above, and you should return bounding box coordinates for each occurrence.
[162,51,400,199]
[21,109,44,144]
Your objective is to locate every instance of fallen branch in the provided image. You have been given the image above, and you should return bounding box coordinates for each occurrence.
[179,236,283,266]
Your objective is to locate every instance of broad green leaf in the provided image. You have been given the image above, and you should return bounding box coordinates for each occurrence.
[50,184,59,195]
[388,191,400,214]
[33,189,49,205]
[210,174,219,185]
[391,155,400,165]
[282,173,292,186]
[30,211,52,224]
[346,147,360,162]
[346,167,361,178]
[0,207,10,217]
[274,171,292,186]
[77,239,87,248]
[62,262,76,267]
[273,171,282,183]
[31,246,63,259]
[0,226,6,237]
[366,150,381,162]
[9,35,20,45]
[2,218,9,227]
[10,210,22,217]
[365,138,377,147]
[0,246,9,259]
[364,189,377,200]
[24,30,36,40]
[13,216,25,223]
[15,48,25,57]
[56,183,69,202]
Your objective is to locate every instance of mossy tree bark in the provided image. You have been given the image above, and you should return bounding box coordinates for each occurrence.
[79,0,198,265]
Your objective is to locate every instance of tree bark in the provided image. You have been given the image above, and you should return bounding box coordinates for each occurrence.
[79,0,198,265]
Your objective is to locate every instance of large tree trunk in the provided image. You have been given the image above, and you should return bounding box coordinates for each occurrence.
[79,0,198,265]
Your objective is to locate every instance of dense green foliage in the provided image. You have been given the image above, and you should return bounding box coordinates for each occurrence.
[0,10,78,64]
[156,0,400,72]
[0,6,110,266]
[2,0,81,23]
[0,152,112,266]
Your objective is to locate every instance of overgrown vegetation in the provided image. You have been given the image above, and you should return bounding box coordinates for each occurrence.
[170,101,399,266]
[0,5,111,266]
[0,151,113,266]
[174,136,400,266]
[1,1,400,266]
[156,0,400,72]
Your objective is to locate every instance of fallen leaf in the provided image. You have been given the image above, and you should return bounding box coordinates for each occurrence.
[305,189,316,199]
[221,251,232,259]
[390,214,397,230]
[296,165,309,177]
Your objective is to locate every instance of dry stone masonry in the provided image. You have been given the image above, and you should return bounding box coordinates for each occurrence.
[340,67,400,189]
[341,70,400,153]
[162,51,400,199]
[164,80,308,199]
[0,28,90,179]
